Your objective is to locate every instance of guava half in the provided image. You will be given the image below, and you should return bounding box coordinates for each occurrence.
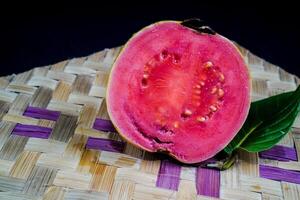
[107,20,251,163]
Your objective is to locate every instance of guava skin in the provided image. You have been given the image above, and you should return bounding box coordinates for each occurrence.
[107,21,251,164]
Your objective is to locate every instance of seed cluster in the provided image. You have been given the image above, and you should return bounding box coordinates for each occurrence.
[141,51,226,131]
[185,61,226,123]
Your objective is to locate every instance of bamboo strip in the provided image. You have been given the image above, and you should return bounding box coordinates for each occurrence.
[52,81,72,101]
[46,70,76,84]
[50,114,77,142]
[75,126,110,139]
[24,138,67,154]
[0,192,37,200]
[0,176,26,192]
[123,143,145,159]
[64,189,109,200]
[36,153,79,170]
[10,151,41,179]
[0,77,10,89]
[238,175,283,197]
[30,86,53,108]
[89,164,117,192]
[220,187,262,200]
[42,186,65,200]
[140,155,161,175]
[176,180,197,200]
[3,114,55,128]
[180,166,196,182]
[96,100,110,119]
[132,184,176,200]
[64,65,96,76]
[50,60,68,71]
[0,90,17,103]
[261,194,283,200]
[32,67,49,77]
[53,170,92,190]
[98,151,140,169]
[0,121,16,150]
[277,132,295,147]
[0,159,14,176]
[114,168,156,187]
[67,93,102,110]
[77,105,97,128]
[22,166,57,196]
[11,70,32,83]
[109,180,135,200]
[281,182,300,199]
[27,76,58,90]
[77,149,100,174]
[89,85,107,98]
[0,135,28,161]
[220,161,239,189]
[238,150,259,177]
[72,75,94,95]
[47,100,82,116]
[6,83,37,95]
[83,60,105,71]
[8,94,31,115]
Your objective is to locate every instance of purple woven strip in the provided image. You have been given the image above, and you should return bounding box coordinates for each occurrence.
[260,165,300,184]
[93,118,116,132]
[12,124,52,139]
[23,106,61,121]
[156,159,181,191]
[85,137,125,153]
[196,167,220,198]
[259,145,298,161]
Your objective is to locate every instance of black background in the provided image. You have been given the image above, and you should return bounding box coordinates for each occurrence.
[1,3,299,76]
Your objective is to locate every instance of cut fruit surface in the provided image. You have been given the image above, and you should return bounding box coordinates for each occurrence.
[107,21,251,163]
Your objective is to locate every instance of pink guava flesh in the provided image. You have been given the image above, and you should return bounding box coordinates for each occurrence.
[107,21,251,163]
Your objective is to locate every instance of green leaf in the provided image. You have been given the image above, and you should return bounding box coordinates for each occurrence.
[224,86,300,154]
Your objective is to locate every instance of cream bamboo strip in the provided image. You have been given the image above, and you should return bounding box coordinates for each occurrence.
[24,138,67,154]
[114,168,156,187]
[89,164,117,192]
[77,105,97,128]
[9,151,40,179]
[176,180,197,200]
[132,184,176,200]
[52,81,72,101]
[50,60,68,71]
[109,180,135,200]
[42,186,66,200]
[53,170,92,190]
[64,188,109,200]
[46,70,76,85]
[8,94,31,115]
[281,182,300,199]
[3,114,55,128]
[27,76,58,90]
[47,100,82,116]
[0,159,14,176]
[220,187,262,200]
[98,151,141,169]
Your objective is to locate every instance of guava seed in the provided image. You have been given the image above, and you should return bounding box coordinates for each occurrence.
[196,116,206,122]
[209,105,217,112]
[203,61,213,68]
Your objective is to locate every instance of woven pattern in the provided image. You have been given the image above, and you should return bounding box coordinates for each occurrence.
[0,44,299,200]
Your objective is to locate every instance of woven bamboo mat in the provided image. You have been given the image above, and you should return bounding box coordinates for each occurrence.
[0,43,299,200]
